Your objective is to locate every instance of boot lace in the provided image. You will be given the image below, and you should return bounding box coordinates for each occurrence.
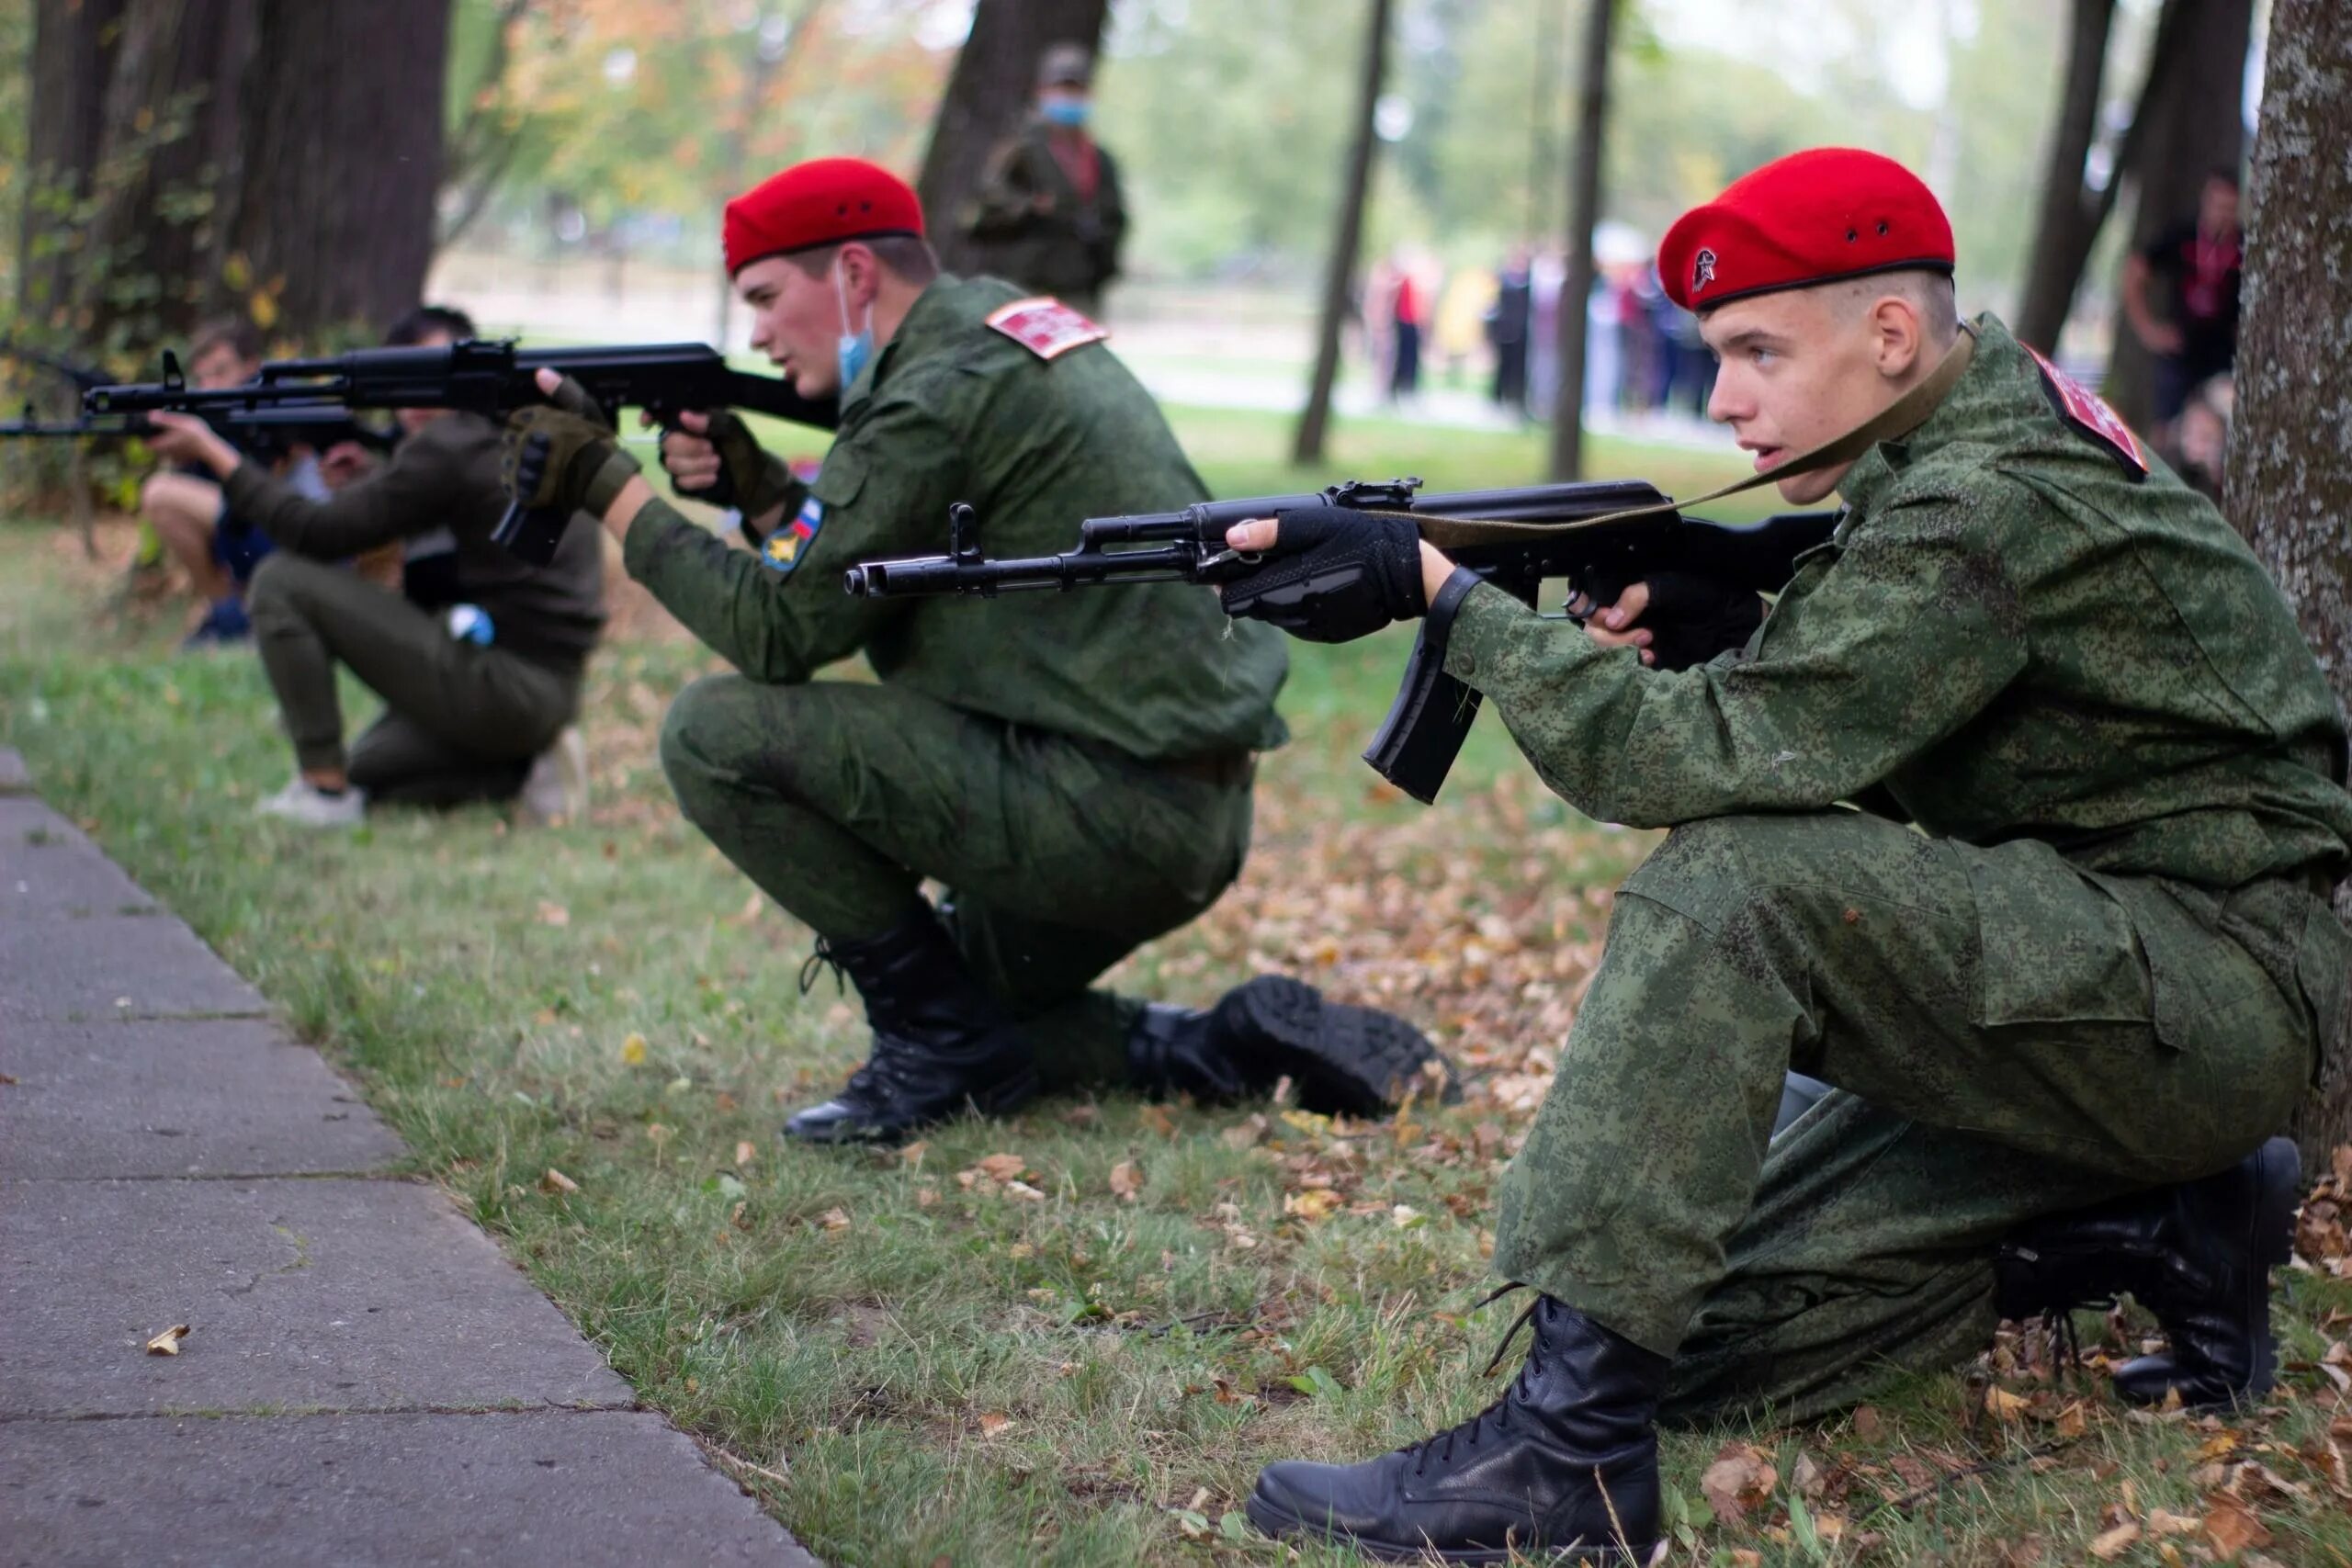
[1398,1284,1544,1477]
[798,939,847,998]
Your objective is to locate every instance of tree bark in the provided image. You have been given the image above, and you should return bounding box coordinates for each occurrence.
[1291,0,1394,468]
[2103,0,2255,426]
[2014,0,2116,350]
[913,0,1109,279]
[16,0,128,330]
[2225,0,2352,1171]
[1547,0,1616,481]
[225,0,450,340]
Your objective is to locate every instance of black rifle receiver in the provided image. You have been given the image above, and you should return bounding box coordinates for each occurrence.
[843,478,1835,803]
[85,339,838,563]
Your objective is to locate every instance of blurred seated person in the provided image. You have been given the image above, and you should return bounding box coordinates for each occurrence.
[141,306,605,827]
[137,320,339,649]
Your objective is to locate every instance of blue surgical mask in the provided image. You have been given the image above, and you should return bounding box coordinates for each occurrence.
[833,256,875,391]
[1041,96,1091,128]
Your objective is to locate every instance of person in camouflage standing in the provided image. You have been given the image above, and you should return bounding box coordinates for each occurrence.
[961,44,1127,314]
[1214,148,2352,1562]
[500,157,1453,1146]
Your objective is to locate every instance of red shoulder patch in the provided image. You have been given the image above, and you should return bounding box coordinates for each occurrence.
[2022,344,2149,480]
[985,297,1109,361]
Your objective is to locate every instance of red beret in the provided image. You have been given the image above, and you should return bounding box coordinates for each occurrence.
[1657,148,1953,312]
[723,157,926,276]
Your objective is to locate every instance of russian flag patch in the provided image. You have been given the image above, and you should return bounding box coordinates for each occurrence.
[760,495,826,573]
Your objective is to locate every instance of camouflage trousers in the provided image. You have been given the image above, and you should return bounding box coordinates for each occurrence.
[1493,808,2341,1424]
[658,673,1255,1089]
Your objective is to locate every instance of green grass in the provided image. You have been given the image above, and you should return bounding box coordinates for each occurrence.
[5,405,2350,1566]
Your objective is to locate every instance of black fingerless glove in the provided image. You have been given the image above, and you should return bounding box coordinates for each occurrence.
[1580,569,1766,671]
[1216,506,1426,644]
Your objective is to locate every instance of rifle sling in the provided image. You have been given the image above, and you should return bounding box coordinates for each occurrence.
[1406,328,1975,551]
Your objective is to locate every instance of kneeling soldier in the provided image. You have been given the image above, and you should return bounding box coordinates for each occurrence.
[145,306,605,825]
[502,157,1452,1144]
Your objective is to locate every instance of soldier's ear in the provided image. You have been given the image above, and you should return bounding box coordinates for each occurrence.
[1869,295,1924,379]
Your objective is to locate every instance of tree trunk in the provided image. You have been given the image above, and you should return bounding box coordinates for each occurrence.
[1547,0,1616,481]
[2104,0,2255,426]
[913,0,1109,279]
[225,0,450,340]
[2014,0,2116,350]
[1291,0,1394,468]
[2225,0,2352,1171]
[16,0,128,331]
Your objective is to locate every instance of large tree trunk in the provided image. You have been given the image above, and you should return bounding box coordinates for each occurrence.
[16,0,129,332]
[1547,0,1616,480]
[225,0,450,340]
[2226,0,2352,1171]
[1291,0,1394,468]
[2014,0,2116,350]
[2103,0,2255,426]
[913,0,1109,279]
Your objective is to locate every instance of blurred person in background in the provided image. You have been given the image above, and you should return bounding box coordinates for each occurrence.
[964,44,1127,315]
[2123,169,2244,441]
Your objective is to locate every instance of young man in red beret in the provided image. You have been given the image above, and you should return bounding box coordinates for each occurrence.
[503,157,1453,1146]
[1218,147,2352,1562]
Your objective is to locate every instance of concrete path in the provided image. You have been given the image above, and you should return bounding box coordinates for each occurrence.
[0,750,818,1568]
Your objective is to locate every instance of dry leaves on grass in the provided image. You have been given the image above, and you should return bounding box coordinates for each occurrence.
[1109,1159,1144,1201]
[538,1167,581,1195]
[1700,1441,1779,1524]
[536,900,571,927]
[957,1153,1047,1201]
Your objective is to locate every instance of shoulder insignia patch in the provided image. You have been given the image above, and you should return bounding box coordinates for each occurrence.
[2023,344,2149,481]
[985,297,1110,361]
[759,495,825,574]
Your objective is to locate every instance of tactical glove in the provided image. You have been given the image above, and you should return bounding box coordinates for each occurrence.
[662,409,792,517]
[502,378,640,523]
[1217,506,1426,644]
[1577,569,1766,671]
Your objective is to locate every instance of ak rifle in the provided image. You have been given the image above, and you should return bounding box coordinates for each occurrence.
[842,477,1835,804]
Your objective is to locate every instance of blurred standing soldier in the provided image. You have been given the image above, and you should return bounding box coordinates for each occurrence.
[500,158,1453,1146]
[142,306,604,827]
[963,45,1127,314]
[2123,169,2245,434]
[1487,247,1533,414]
[1216,148,2351,1562]
[1387,260,1424,400]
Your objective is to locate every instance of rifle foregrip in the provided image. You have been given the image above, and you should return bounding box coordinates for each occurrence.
[1360,568,1490,806]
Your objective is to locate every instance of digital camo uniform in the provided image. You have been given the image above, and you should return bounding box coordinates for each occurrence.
[622,275,1291,1089]
[963,120,1128,314]
[1433,311,2352,1420]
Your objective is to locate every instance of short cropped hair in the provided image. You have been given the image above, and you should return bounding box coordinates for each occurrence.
[1831,268,1960,343]
[385,305,479,346]
[188,318,263,366]
[784,234,942,288]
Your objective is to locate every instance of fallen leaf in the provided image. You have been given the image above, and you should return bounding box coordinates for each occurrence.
[538,1167,580,1195]
[734,1140,757,1168]
[145,1324,190,1356]
[537,899,570,927]
[1283,1189,1341,1222]
[899,1141,928,1169]
[1852,1405,1886,1442]
[976,1411,1013,1436]
[2089,1522,2141,1560]
[2203,1499,2273,1560]
[2147,1509,2201,1536]
[817,1207,852,1231]
[1790,1450,1825,1499]
[1137,1104,1177,1139]
[1109,1159,1144,1201]
[1003,1179,1047,1202]
[1984,1384,2032,1424]
[1700,1441,1778,1524]
[2054,1400,2089,1439]
[976,1153,1026,1182]
[619,1032,647,1065]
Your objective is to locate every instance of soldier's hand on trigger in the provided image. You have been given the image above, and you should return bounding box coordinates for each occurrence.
[1568,583,1658,667]
[646,408,783,516]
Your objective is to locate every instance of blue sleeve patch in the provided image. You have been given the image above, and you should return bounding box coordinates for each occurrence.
[759,495,826,574]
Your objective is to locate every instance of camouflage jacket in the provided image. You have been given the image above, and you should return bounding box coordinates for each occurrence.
[1440,313,2352,890]
[623,275,1288,762]
[962,121,1127,299]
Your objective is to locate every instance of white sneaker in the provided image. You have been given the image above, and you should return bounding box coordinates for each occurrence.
[520,727,590,825]
[257,775,367,827]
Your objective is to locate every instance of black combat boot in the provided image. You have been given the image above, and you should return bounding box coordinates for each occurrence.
[1995,1136,2301,1410]
[1248,1293,1667,1563]
[783,904,1036,1145]
[1125,975,1459,1117]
